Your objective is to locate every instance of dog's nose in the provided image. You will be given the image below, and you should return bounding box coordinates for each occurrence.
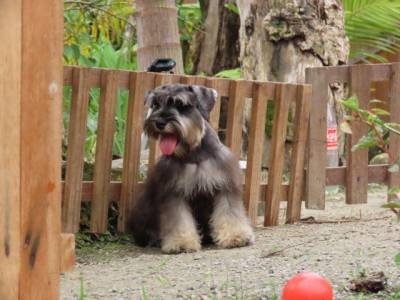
[155,120,167,130]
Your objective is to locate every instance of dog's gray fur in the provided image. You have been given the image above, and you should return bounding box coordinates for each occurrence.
[129,84,254,253]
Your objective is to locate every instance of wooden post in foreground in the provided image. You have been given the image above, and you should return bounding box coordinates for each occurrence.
[0,1,73,299]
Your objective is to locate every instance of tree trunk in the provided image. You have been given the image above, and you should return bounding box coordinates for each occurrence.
[192,0,240,75]
[237,0,349,167]
[136,0,184,74]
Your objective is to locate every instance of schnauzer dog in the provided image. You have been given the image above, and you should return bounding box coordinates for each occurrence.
[129,84,254,253]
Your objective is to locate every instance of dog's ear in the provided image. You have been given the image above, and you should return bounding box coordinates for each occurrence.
[190,85,218,120]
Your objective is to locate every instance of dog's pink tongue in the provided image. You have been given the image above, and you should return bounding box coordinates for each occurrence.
[159,134,177,156]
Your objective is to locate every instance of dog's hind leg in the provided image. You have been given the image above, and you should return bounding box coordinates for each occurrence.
[210,193,255,248]
[160,198,201,253]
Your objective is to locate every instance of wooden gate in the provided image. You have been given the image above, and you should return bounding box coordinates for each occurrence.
[62,66,311,233]
[305,63,400,209]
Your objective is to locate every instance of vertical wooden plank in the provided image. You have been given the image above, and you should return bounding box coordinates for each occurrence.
[305,68,329,209]
[62,68,91,233]
[0,1,21,298]
[60,234,75,273]
[206,78,223,131]
[347,65,371,204]
[19,0,63,298]
[388,63,400,195]
[118,72,155,232]
[225,80,249,158]
[148,74,181,166]
[264,84,293,226]
[244,83,273,225]
[286,85,311,224]
[91,70,119,233]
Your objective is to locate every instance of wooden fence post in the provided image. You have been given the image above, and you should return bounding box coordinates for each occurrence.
[0,0,63,298]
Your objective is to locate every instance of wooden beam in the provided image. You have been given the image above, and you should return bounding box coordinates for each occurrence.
[0,0,63,299]
[0,1,22,298]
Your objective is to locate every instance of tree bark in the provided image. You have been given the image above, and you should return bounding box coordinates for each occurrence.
[237,0,349,167]
[136,0,184,74]
[192,0,240,75]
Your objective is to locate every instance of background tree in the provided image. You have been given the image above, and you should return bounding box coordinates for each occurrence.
[236,0,350,167]
[192,0,240,75]
[136,0,184,73]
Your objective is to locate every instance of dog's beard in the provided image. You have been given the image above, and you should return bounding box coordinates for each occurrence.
[144,115,205,157]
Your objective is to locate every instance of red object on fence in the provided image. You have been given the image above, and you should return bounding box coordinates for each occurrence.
[282,272,333,300]
[326,127,338,150]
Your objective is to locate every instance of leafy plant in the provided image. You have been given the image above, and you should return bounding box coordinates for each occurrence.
[340,96,400,266]
[79,277,86,300]
[215,68,242,79]
[344,0,400,62]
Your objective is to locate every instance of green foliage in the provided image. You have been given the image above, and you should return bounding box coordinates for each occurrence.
[79,277,86,300]
[224,2,239,15]
[177,1,203,73]
[64,0,136,67]
[396,253,400,267]
[215,68,242,79]
[63,1,136,163]
[339,96,400,225]
[344,0,400,62]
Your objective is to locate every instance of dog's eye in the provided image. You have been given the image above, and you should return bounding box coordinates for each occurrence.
[175,100,188,111]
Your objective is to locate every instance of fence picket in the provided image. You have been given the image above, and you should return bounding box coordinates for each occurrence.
[244,83,273,225]
[225,80,252,158]
[62,68,91,233]
[118,72,155,232]
[264,84,294,226]
[286,85,311,224]
[347,65,371,204]
[305,69,329,209]
[90,70,119,233]
[388,63,400,197]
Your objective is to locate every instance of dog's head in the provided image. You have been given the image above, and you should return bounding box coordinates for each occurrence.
[144,84,217,157]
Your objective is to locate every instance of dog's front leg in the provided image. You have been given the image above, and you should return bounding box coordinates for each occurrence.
[210,193,255,248]
[160,198,201,253]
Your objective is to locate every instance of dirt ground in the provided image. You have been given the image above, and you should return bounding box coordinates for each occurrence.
[61,185,400,300]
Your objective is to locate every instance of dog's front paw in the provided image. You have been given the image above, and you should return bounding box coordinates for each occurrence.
[161,235,201,254]
[212,223,255,249]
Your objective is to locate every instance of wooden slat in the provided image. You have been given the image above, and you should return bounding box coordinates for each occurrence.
[0,1,21,296]
[207,78,225,131]
[69,163,389,205]
[63,66,73,85]
[118,72,155,232]
[180,75,206,85]
[69,181,292,204]
[243,83,273,225]
[305,68,329,209]
[225,80,252,158]
[347,65,371,204]
[62,68,91,233]
[326,165,389,185]
[388,63,400,196]
[286,85,311,224]
[264,84,293,226]
[90,70,119,233]
[60,234,75,273]
[148,73,181,167]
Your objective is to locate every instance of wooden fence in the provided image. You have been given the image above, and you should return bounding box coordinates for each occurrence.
[305,63,400,209]
[62,66,311,233]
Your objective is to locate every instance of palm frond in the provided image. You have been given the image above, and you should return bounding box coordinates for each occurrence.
[344,0,400,62]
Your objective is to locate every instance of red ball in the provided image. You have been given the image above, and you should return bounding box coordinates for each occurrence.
[282,272,333,300]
